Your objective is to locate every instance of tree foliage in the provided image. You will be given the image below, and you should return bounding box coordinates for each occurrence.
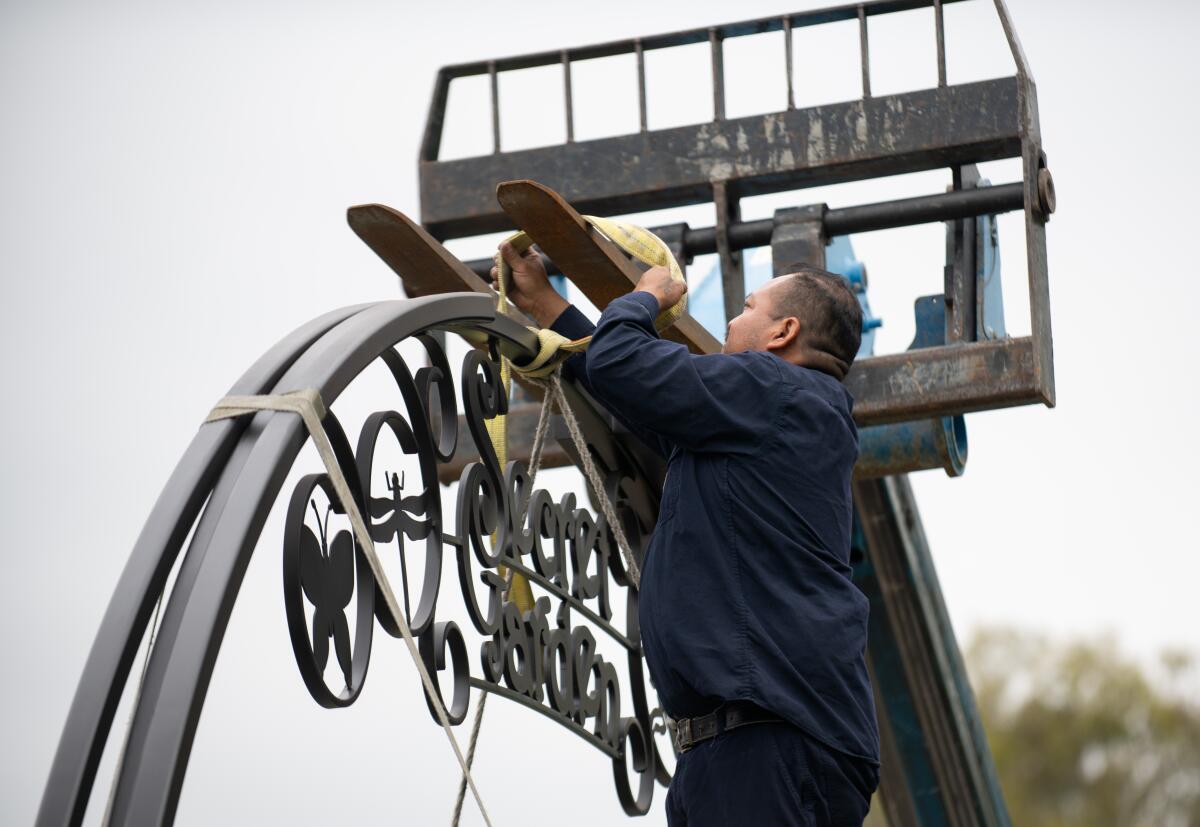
[867,628,1200,827]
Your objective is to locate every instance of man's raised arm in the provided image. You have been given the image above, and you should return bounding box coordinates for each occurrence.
[489,242,675,458]
[584,269,778,456]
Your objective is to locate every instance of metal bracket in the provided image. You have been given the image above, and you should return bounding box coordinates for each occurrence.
[771,204,830,274]
[713,180,744,325]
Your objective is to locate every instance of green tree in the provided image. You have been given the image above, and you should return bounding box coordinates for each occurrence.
[866,629,1200,826]
[968,628,1200,827]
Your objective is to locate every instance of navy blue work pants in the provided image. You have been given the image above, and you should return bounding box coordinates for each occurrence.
[665,723,879,826]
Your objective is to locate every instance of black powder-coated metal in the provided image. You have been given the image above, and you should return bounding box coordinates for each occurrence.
[35,302,375,827]
[41,294,676,825]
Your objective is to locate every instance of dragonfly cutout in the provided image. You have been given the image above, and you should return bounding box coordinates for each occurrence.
[367,467,434,625]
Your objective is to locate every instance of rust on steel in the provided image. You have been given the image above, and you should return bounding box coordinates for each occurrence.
[496,179,722,356]
[347,203,534,325]
[844,337,1042,426]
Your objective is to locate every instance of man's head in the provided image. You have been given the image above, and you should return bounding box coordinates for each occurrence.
[723,268,863,379]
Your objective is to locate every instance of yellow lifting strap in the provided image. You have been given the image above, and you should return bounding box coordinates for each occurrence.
[486,217,686,612]
[495,216,688,379]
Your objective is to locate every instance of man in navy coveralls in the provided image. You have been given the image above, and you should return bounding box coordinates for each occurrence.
[492,241,880,826]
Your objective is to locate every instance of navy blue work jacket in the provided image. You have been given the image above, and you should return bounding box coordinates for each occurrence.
[550,291,880,765]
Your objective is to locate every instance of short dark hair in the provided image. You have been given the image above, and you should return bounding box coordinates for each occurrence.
[772,268,863,368]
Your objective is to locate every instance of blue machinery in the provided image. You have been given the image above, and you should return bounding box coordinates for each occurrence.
[687,229,979,481]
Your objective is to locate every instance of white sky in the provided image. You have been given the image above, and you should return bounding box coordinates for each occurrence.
[3,0,1198,824]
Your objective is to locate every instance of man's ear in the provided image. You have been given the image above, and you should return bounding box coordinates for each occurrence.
[766,316,801,351]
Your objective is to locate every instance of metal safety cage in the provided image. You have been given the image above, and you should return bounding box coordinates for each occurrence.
[417,0,1055,428]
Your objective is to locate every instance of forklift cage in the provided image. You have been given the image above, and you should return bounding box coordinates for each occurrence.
[417,0,1055,428]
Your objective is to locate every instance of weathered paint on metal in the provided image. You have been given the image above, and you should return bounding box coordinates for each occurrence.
[854,476,1013,827]
[495,179,722,355]
[845,337,1041,426]
[461,184,1025,279]
[420,79,1023,238]
[857,416,967,479]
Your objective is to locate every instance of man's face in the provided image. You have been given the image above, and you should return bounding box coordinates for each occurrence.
[723,278,790,354]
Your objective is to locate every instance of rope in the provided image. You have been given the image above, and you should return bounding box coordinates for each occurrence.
[535,374,641,588]
[448,388,554,825]
[205,390,495,827]
[492,217,666,583]
[451,371,645,826]
[451,228,664,824]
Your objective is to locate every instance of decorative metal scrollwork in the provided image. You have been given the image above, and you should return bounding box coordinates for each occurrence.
[282,473,374,708]
[281,332,671,815]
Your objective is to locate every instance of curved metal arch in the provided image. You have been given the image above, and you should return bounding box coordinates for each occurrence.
[36,302,378,827]
[104,294,557,825]
[41,292,671,826]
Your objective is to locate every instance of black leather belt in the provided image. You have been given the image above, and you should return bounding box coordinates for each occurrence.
[673,701,783,753]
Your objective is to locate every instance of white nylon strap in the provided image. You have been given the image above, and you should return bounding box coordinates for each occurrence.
[207,389,494,827]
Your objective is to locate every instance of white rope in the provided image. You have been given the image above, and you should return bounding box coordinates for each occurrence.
[450,691,491,825]
[449,367,643,825]
[206,389,495,827]
[537,373,641,588]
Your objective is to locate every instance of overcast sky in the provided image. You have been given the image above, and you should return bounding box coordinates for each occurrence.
[3,1,1198,825]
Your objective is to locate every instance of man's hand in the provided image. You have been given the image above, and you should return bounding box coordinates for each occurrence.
[634,265,687,313]
[489,241,568,328]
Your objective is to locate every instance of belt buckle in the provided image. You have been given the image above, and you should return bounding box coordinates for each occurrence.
[673,717,693,754]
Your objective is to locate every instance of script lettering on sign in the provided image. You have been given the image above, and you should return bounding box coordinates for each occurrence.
[280,334,672,815]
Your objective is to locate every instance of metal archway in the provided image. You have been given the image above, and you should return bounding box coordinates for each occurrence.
[38,292,673,826]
